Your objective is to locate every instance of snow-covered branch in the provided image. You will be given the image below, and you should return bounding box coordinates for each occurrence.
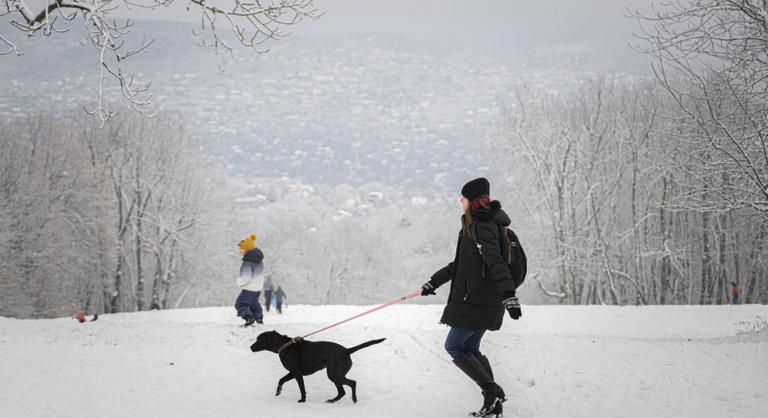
[1,0,320,123]
[0,33,21,55]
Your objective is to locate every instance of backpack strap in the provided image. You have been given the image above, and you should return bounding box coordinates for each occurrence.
[498,223,513,264]
[470,221,517,278]
[470,222,483,255]
[471,222,509,256]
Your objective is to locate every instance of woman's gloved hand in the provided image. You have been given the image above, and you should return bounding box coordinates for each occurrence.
[502,295,521,320]
[421,281,437,296]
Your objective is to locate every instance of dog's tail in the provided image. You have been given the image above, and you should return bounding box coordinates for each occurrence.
[346,338,386,354]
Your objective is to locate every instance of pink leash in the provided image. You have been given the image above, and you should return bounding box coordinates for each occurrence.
[300,289,422,339]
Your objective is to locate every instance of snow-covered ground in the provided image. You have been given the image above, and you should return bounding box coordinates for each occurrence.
[1,304,767,417]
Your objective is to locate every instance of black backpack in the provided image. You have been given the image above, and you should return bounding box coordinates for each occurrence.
[470,222,527,289]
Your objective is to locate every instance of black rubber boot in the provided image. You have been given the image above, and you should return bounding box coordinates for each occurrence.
[453,353,500,416]
[478,355,506,402]
[477,355,494,379]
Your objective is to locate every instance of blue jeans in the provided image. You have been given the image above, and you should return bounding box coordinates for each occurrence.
[235,290,263,320]
[444,327,486,359]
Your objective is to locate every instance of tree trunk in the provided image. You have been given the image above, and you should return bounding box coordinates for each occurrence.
[745,223,766,303]
[161,240,179,308]
[700,212,712,304]
[659,175,671,304]
[134,216,144,311]
[715,214,727,305]
[134,153,145,311]
[111,248,124,313]
[731,212,740,304]
[151,250,163,309]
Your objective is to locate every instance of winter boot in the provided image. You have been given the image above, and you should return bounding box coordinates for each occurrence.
[452,353,501,416]
[478,355,507,402]
[255,317,263,324]
[243,315,256,327]
[472,392,504,418]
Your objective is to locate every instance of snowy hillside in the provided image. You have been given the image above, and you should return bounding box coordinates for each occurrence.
[1,305,766,417]
[0,20,647,192]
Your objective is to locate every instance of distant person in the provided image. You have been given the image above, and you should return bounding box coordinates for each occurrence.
[420,178,519,417]
[731,281,741,305]
[235,234,265,327]
[263,276,274,312]
[275,286,287,314]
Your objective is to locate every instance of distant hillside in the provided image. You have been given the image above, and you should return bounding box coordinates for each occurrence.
[0,20,648,192]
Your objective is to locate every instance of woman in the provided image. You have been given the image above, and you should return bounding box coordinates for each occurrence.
[275,285,287,314]
[263,276,274,312]
[235,234,265,326]
[730,281,740,304]
[420,177,521,417]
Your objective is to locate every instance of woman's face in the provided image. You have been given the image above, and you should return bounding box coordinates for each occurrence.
[460,196,469,212]
[239,248,245,256]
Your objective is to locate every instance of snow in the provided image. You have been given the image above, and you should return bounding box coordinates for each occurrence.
[1,305,767,417]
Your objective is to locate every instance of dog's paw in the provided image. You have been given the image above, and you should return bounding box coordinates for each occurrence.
[352,396,357,404]
[297,399,306,403]
[326,399,336,404]
[275,386,282,397]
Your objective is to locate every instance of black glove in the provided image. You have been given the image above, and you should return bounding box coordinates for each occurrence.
[421,281,437,296]
[502,295,521,320]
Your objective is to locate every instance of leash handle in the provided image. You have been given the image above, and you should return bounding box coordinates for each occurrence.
[301,289,422,339]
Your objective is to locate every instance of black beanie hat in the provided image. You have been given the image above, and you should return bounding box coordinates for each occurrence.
[461,177,490,201]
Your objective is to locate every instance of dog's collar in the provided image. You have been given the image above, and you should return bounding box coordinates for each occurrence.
[277,337,303,354]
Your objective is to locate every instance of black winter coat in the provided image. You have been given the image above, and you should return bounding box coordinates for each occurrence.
[429,201,515,331]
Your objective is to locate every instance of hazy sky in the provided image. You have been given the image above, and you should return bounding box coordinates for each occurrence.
[119,0,654,45]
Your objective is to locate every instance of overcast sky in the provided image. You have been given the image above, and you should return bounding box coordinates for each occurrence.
[119,0,654,45]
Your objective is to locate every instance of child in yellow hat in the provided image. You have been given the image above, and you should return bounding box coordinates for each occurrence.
[235,234,265,326]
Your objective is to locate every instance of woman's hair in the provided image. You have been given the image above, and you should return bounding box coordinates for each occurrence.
[462,195,492,236]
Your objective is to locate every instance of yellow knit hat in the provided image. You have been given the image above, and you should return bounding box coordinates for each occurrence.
[239,234,257,252]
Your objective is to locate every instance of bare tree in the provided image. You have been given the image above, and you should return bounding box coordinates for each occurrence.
[496,75,768,305]
[491,1,768,305]
[0,110,234,318]
[0,114,110,317]
[1,0,320,122]
[632,0,768,217]
[622,0,768,304]
[501,80,655,304]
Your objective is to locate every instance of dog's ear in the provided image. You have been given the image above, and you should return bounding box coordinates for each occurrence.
[271,330,289,340]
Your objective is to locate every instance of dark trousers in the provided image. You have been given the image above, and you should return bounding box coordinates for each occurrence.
[235,290,263,320]
[264,290,273,311]
[444,327,486,359]
[276,300,283,314]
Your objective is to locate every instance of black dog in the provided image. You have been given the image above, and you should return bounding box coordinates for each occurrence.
[250,330,385,404]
